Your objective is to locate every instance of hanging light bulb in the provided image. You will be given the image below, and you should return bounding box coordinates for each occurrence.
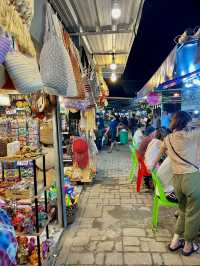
[110,72,117,82]
[110,62,117,70]
[110,53,117,70]
[111,2,121,20]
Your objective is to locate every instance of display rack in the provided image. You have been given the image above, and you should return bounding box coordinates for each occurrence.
[0,154,49,266]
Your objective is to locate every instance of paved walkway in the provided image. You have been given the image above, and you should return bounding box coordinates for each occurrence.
[53,145,200,266]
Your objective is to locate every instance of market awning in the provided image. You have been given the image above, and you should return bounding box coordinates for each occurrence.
[137,35,200,98]
[50,0,144,79]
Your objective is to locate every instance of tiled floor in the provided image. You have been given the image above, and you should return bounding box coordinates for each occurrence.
[50,145,200,266]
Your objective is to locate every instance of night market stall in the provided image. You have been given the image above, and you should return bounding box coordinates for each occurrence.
[0,1,109,265]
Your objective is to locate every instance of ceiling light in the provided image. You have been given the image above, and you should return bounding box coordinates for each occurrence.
[111,2,121,20]
[194,110,199,114]
[110,72,117,82]
[110,62,117,70]
[173,92,180,97]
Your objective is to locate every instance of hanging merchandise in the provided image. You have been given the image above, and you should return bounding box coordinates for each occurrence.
[82,73,96,108]
[0,0,36,56]
[36,146,55,171]
[64,98,90,111]
[10,0,34,28]
[96,67,109,107]
[40,4,78,97]
[80,108,96,132]
[39,120,53,145]
[62,32,85,99]
[0,30,11,64]
[5,50,44,93]
[0,64,6,88]
[72,138,89,169]
[147,92,161,106]
[89,69,100,100]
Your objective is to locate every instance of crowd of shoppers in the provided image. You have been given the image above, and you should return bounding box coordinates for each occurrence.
[97,109,200,257]
[132,110,200,256]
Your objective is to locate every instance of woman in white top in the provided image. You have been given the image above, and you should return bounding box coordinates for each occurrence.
[153,111,200,256]
[144,128,167,169]
[133,124,144,147]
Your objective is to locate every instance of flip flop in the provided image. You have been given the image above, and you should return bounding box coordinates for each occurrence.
[182,243,199,256]
[168,239,185,252]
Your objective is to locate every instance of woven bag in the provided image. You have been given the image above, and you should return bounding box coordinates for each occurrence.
[0,0,36,56]
[0,33,11,64]
[0,65,6,88]
[36,146,55,170]
[62,31,85,99]
[40,120,53,145]
[5,50,43,93]
[40,4,78,97]
[10,0,34,27]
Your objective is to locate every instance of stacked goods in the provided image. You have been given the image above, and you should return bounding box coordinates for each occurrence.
[3,160,20,183]
[27,118,39,149]
[17,117,27,148]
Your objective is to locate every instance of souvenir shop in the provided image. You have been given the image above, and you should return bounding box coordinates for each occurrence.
[0,1,109,265]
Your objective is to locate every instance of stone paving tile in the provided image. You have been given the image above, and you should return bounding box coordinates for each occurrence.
[124,252,152,265]
[52,146,200,266]
[162,253,183,265]
[66,252,95,265]
[105,252,123,265]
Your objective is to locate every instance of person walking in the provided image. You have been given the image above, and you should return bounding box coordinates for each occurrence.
[153,111,200,256]
[106,114,119,153]
[129,113,138,135]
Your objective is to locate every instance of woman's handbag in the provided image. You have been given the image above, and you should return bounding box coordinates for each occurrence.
[40,4,78,97]
[5,50,43,93]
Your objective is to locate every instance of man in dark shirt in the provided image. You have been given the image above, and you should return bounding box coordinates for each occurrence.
[129,113,138,135]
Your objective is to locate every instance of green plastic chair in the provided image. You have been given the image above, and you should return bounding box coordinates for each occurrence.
[132,138,138,149]
[129,144,138,183]
[151,169,178,229]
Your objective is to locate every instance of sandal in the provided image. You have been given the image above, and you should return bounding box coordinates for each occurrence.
[168,239,185,252]
[182,243,199,256]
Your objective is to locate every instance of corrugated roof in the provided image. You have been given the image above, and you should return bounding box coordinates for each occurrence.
[52,0,144,78]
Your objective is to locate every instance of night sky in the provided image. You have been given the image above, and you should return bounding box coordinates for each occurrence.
[109,0,200,98]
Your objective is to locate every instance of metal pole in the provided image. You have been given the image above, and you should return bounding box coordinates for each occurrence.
[43,155,49,239]
[52,99,67,227]
[33,159,41,266]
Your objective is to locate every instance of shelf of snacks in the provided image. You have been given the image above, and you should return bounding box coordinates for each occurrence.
[0,154,49,266]
[0,95,59,266]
